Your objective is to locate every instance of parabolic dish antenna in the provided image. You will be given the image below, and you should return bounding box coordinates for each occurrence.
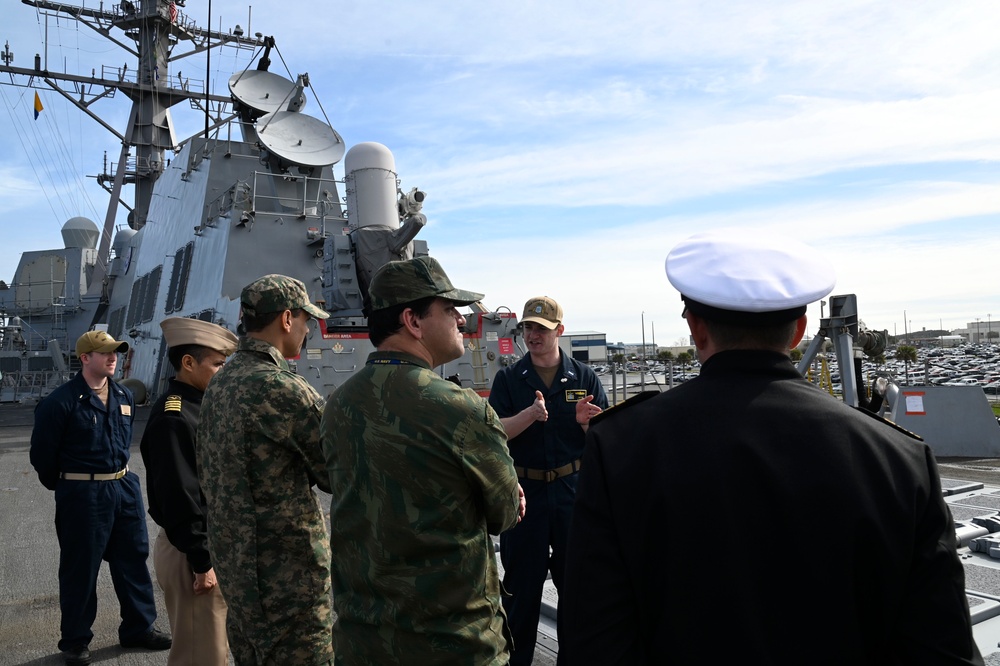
[257,111,346,168]
[229,70,306,115]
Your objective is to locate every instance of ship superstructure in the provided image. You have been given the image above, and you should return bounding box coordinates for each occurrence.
[0,0,521,402]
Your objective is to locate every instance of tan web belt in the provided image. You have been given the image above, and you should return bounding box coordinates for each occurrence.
[60,466,128,481]
[514,458,582,483]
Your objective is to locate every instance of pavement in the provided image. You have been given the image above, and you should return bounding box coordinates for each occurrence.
[0,404,558,666]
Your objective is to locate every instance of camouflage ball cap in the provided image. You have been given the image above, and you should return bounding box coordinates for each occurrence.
[368,256,484,311]
[241,274,330,320]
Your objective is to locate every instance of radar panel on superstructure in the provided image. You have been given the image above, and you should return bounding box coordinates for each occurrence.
[257,111,346,168]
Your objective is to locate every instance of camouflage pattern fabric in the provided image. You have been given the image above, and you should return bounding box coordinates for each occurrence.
[197,336,333,665]
[241,273,330,320]
[367,256,483,311]
[321,350,520,666]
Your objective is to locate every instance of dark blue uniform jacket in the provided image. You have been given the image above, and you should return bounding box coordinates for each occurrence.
[489,350,608,470]
[31,372,134,489]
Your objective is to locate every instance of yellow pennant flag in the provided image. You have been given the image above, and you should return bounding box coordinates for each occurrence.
[33,91,43,120]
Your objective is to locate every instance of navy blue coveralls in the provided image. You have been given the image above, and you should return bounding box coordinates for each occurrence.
[489,351,608,665]
[30,372,158,651]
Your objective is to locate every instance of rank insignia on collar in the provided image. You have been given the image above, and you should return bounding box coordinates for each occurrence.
[164,396,182,413]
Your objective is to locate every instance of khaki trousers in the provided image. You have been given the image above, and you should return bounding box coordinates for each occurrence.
[153,528,230,666]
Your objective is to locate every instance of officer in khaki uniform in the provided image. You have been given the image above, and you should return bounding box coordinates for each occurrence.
[197,275,335,665]
[140,317,239,666]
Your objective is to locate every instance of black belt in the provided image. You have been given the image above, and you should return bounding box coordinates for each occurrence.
[514,458,581,483]
[60,466,128,481]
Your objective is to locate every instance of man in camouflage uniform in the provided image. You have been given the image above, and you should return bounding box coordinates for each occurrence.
[197,275,334,665]
[322,256,524,665]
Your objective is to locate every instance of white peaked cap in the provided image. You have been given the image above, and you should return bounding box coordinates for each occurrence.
[665,229,836,323]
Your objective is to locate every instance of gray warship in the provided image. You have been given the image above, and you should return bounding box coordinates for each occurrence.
[3,2,1000,664]
[0,0,520,405]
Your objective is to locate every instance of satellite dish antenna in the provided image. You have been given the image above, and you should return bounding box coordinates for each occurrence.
[229,70,306,116]
[257,111,346,168]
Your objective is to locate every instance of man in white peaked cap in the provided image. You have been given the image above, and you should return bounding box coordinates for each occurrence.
[561,230,982,665]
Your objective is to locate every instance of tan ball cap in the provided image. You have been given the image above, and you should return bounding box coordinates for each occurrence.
[521,296,563,330]
[76,330,129,356]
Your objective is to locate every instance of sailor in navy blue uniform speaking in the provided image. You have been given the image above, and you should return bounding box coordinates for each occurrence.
[489,296,608,665]
[31,330,170,666]
[561,230,983,665]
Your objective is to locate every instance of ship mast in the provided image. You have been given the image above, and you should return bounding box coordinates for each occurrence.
[0,0,261,294]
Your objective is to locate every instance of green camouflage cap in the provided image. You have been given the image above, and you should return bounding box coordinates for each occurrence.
[241,274,330,320]
[368,256,484,311]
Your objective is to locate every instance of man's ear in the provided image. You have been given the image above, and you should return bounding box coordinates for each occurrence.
[685,311,709,350]
[180,353,197,373]
[791,315,808,349]
[400,307,422,339]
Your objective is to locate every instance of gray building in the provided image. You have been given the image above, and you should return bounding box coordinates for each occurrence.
[561,330,607,364]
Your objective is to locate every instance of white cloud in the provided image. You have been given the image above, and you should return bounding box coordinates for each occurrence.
[1,0,999,345]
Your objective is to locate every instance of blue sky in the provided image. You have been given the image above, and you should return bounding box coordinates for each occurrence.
[1,1,999,345]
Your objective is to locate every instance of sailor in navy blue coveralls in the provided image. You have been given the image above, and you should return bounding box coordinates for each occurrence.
[30,333,161,658]
[488,297,607,665]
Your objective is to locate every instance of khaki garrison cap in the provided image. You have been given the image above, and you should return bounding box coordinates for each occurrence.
[241,274,330,320]
[368,256,484,312]
[665,229,836,325]
[76,330,129,356]
[521,296,563,330]
[160,317,239,355]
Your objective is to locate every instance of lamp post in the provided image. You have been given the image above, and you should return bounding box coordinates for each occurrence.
[989,314,993,345]
[977,318,981,344]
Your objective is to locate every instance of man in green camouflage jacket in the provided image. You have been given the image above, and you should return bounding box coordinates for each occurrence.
[197,274,334,665]
[322,256,524,665]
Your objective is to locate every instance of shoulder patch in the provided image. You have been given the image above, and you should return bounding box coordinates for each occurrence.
[163,395,182,413]
[589,390,660,427]
[850,405,924,441]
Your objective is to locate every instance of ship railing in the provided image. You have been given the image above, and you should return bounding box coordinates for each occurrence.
[0,320,70,355]
[103,152,166,182]
[0,370,71,403]
[202,180,251,223]
[250,171,343,220]
[89,62,209,96]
